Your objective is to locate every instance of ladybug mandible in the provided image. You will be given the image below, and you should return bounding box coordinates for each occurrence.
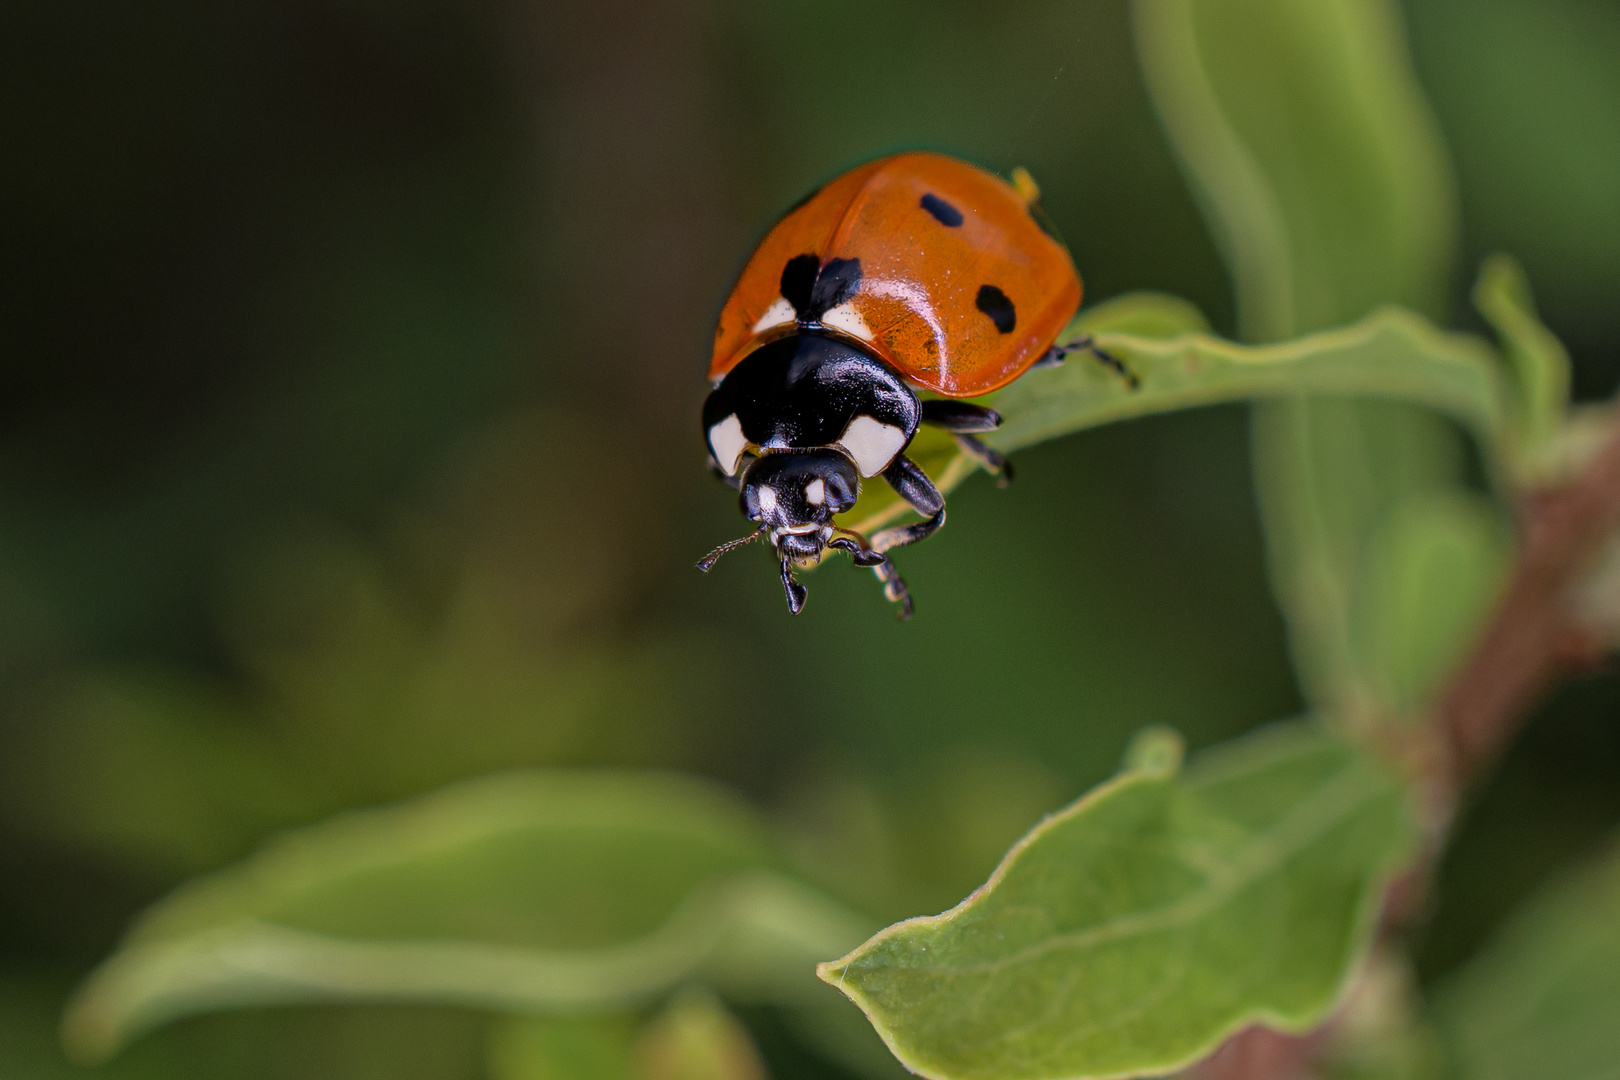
[698,152,1130,618]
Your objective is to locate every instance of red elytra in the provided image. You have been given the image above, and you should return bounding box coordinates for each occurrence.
[709,152,1083,398]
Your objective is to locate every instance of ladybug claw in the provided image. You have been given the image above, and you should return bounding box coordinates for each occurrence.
[780,560,808,614]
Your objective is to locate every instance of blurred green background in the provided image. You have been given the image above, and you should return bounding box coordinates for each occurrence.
[2,0,1618,1075]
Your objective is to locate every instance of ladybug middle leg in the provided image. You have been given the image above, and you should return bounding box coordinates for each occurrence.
[871,455,945,553]
[920,400,1013,487]
[1037,334,1141,389]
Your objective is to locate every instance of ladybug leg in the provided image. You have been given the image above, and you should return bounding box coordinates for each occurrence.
[706,454,742,491]
[920,399,1001,432]
[779,557,808,615]
[829,533,914,619]
[871,455,946,553]
[919,400,1014,487]
[1044,335,1141,389]
[953,434,1013,487]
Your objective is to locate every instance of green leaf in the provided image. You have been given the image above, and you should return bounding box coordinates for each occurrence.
[631,988,768,1080]
[1131,0,1498,724]
[1432,831,1620,1080]
[1315,949,1444,1080]
[63,770,874,1064]
[488,1015,637,1080]
[1350,492,1510,716]
[842,303,1507,542]
[990,307,1504,459]
[818,720,1417,1080]
[1473,254,1572,468]
[1132,0,1457,339]
[838,291,1212,538]
[1250,400,1476,720]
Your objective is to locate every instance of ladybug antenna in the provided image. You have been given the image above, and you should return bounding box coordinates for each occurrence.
[696,526,767,572]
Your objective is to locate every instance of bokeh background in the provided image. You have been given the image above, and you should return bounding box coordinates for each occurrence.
[2,0,1618,1075]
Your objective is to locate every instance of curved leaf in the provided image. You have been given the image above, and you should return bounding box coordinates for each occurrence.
[63,770,874,1064]
[1132,0,1456,340]
[1433,831,1620,1080]
[1473,254,1572,469]
[990,307,1504,458]
[839,290,1212,537]
[842,300,1506,539]
[818,721,1416,1080]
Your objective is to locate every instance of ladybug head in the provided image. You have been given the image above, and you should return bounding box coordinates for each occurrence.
[739,449,859,560]
[695,449,863,613]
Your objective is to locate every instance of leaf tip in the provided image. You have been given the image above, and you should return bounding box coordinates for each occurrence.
[1122,725,1185,776]
[814,958,850,992]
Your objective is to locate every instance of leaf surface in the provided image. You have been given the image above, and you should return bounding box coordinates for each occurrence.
[818,721,1416,1080]
[842,300,1506,541]
[1131,0,1514,727]
[63,770,873,1064]
[1433,832,1620,1080]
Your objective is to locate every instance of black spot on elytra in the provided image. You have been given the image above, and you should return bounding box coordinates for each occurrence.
[920,193,964,227]
[780,254,819,316]
[807,257,861,318]
[976,285,1016,334]
[780,255,863,322]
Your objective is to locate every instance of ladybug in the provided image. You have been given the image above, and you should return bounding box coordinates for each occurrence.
[698,152,1129,617]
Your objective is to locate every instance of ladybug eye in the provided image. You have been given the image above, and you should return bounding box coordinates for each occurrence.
[804,479,826,506]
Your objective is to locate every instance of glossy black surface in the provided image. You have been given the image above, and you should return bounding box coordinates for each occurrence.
[702,334,920,455]
[778,254,863,324]
[739,450,858,534]
[919,399,1001,433]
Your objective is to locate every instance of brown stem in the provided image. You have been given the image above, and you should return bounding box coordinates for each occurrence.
[1186,1025,1329,1080]
[1436,419,1620,784]
[1191,414,1620,1080]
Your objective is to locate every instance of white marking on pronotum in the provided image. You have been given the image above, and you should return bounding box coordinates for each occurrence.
[751,297,797,334]
[804,478,826,505]
[819,301,872,341]
[756,486,778,514]
[837,415,908,477]
[708,414,749,476]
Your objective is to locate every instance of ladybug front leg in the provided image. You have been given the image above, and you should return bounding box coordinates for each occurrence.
[920,400,1013,486]
[871,454,946,553]
[829,533,914,619]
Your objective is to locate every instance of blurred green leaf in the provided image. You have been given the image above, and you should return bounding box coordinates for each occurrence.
[488,1015,636,1080]
[63,771,873,1064]
[1250,401,1473,720]
[1131,0,1514,728]
[818,720,1416,1080]
[1132,0,1456,341]
[1350,492,1510,716]
[1315,949,1444,1080]
[1473,254,1572,470]
[632,988,767,1080]
[1433,831,1620,1080]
